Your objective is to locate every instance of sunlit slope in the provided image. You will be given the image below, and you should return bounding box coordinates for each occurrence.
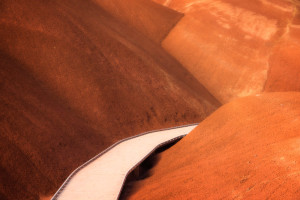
[154,0,300,103]
[94,0,183,43]
[127,92,300,199]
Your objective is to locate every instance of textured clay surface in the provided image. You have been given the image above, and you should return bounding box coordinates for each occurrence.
[154,0,300,103]
[0,0,220,199]
[125,92,300,200]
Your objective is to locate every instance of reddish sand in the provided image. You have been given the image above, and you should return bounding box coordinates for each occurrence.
[0,0,220,199]
[125,92,300,199]
[154,0,300,103]
[94,0,183,44]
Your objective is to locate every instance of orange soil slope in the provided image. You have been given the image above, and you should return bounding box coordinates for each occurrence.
[126,92,300,199]
[94,0,183,44]
[154,0,300,103]
[0,0,220,199]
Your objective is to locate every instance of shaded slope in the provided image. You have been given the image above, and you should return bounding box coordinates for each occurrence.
[125,92,300,199]
[0,53,107,200]
[93,0,184,44]
[154,0,300,103]
[0,0,220,199]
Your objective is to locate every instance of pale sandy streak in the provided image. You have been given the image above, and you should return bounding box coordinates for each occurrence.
[164,0,173,6]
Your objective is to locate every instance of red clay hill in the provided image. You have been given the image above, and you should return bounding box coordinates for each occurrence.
[0,0,220,199]
[126,92,300,200]
[154,0,300,103]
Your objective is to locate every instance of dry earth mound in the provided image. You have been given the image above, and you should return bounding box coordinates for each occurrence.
[94,0,183,44]
[125,92,300,199]
[154,0,300,103]
[0,0,220,199]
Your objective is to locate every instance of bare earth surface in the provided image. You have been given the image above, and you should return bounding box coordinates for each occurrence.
[125,92,300,200]
[2,0,300,199]
[53,125,197,200]
[0,0,220,199]
[154,0,300,103]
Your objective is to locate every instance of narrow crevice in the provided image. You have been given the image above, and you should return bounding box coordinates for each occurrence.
[119,138,182,199]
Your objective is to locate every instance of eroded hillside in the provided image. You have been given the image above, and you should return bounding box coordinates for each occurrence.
[0,0,220,199]
[154,0,300,103]
[126,92,300,199]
